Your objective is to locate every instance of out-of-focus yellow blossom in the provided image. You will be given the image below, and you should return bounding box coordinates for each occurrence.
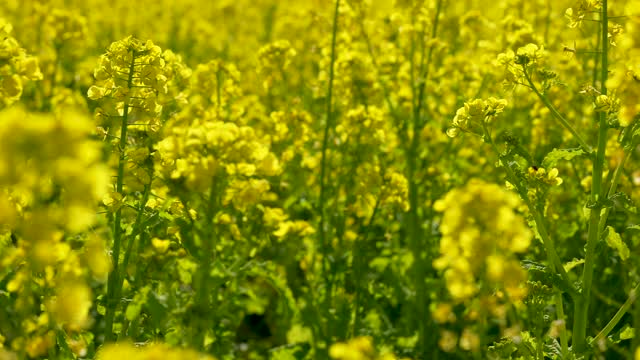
[224,178,271,211]
[0,348,17,360]
[431,302,456,323]
[48,281,92,331]
[565,1,601,28]
[263,207,315,239]
[438,330,457,353]
[85,235,112,282]
[459,328,480,352]
[336,105,396,151]
[273,220,316,239]
[96,342,216,360]
[433,179,531,302]
[23,332,55,358]
[0,105,109,353]
[329,336,408,360]
[258,40,297,89]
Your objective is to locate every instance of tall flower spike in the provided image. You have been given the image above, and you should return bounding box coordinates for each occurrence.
[88,36,171,131]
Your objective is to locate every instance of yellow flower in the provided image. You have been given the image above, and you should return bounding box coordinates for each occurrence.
[515,43,545,65]
[24,332,55,358]
[49,281,92,331]
[448,98,508,137]
[434,179,531,303]
[330,337,374,360]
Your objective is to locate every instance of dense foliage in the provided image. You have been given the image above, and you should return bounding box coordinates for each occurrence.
[1,0,640,359]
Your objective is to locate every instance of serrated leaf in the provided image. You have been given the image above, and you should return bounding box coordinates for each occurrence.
[542,148,585,168]
[611,192,638,215]
[544,339,562,358]
[523,260,575,294]
[605,226,630,261]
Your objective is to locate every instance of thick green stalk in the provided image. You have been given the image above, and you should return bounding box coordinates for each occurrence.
[104,49,137,343]
[573,1,608,352]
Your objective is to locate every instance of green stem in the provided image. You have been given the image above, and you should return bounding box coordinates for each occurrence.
[113,183,152,341]
[194,178,218,350]
[358,19,404,141]
[555,292,569,356]
[523,67,592,153]
[405,2,443,356]
[591,283,639,345]
[351,196,381,337]
[103,49,137,344]
[119,184,151,284]
[598,151,631,234]
[316,0,340,351]
[573,1,608,352]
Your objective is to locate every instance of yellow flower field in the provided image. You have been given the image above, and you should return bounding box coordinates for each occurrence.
[1,0,640,358]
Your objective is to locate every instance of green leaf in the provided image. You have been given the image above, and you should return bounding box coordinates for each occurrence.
[563,258,584,273]
[620,326,635,340]
[605,226,630,261]
[146,291,168,328]
[608,324,635,344]
[523,260,574,294]
[541,148,585,168]
[125,286,150,321]
[286,324,313,344]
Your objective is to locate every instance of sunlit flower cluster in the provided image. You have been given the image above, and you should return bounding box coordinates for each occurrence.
[447,97,508,137]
